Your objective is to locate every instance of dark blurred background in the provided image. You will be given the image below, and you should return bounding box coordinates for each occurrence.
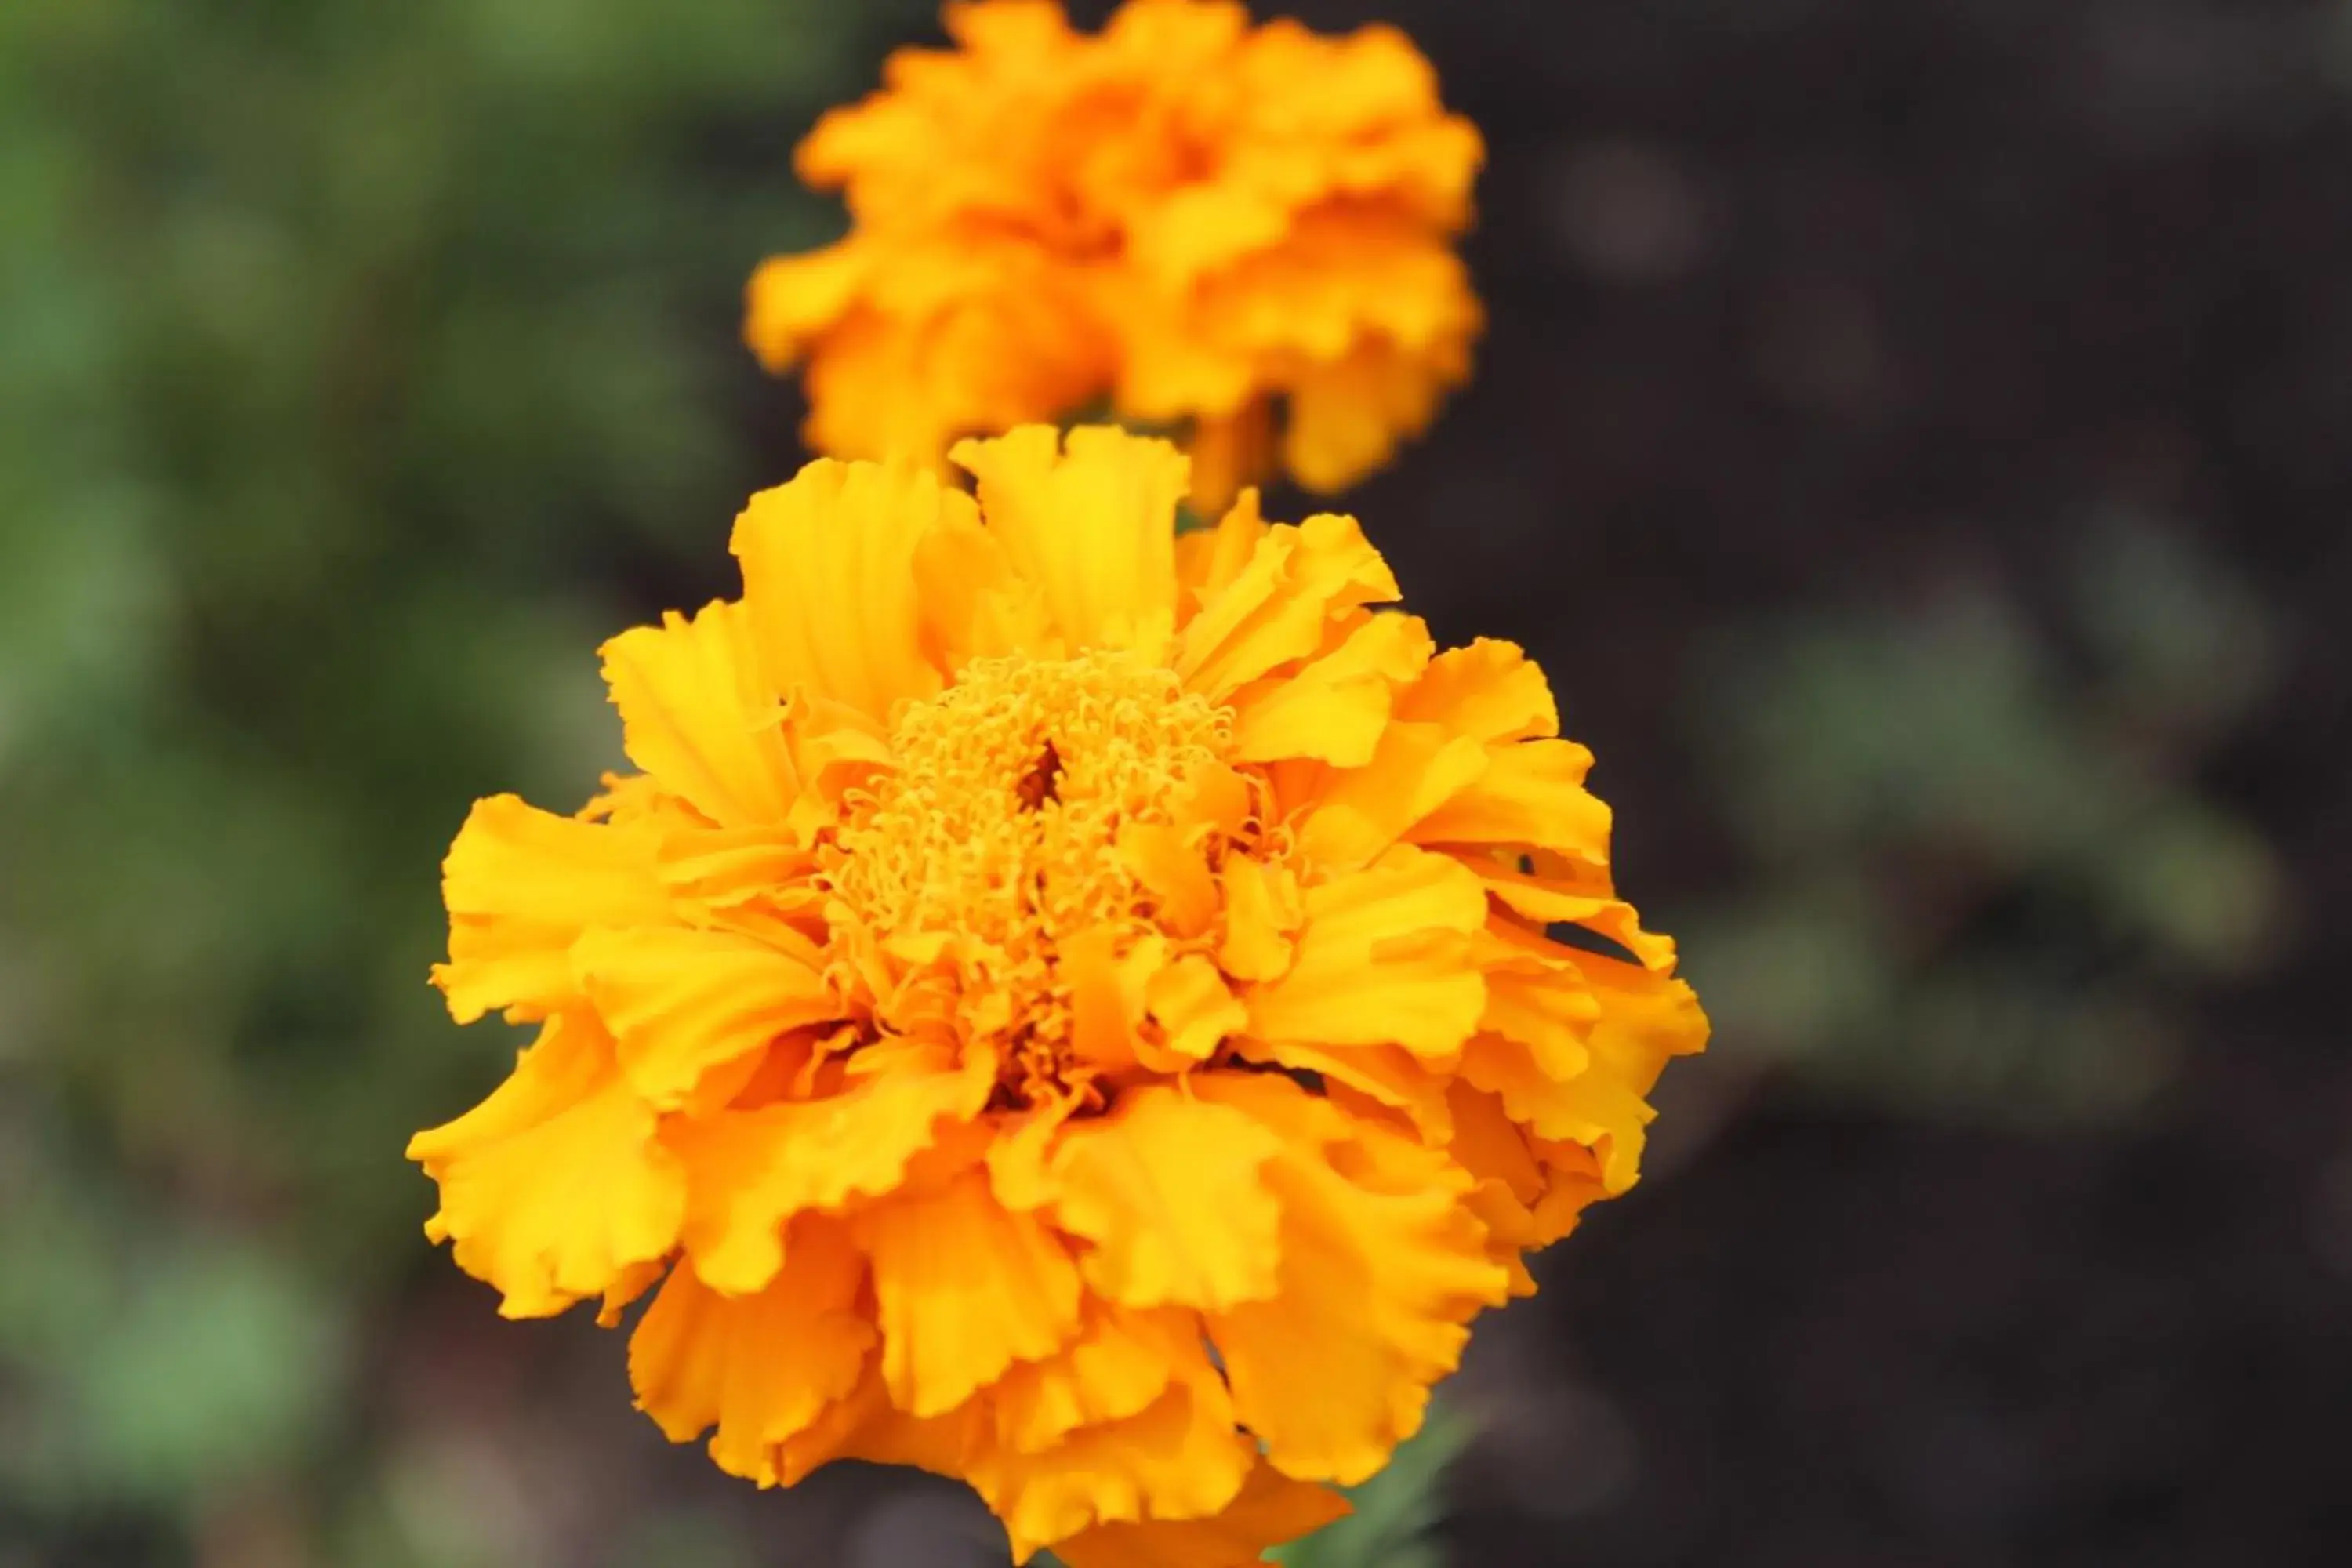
[2,2,2347,1564]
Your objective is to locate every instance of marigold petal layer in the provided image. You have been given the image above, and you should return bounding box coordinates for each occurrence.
[746,0,1484,503]
[407,1012,684,1319]
[626,1222,874,1483]
[411,424,1706,1564]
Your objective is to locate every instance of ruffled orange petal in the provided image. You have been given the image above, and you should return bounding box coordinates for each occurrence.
[598,599,801,829]
[744,241,870,372]
[1141,953,1245,1061]
[988,1303,1187,1456]
[1183,397,1273,516]
[1245,844,1487,1058]
[1232,1034,1454,1144]
[911,497,1054,671]
[1052,1453,1352,1568]
[971,1357,1255,1562]
[1396,635,1559,742]
[731,459,966,722]
[1292,720,1490,869]
[1412,736,1613,868]
[668,1045,993,1295]
[406,1012,684,1318]
[1282,325,1472,495]
[626,1220,874,1485]
[1201,1076,1507,1485]
[431,795,669,1025]
[949,425,1188,654]
[857,1167,1085,1417]
[1172,487,1269,615]
[1175,513,1398,700]
[574,924,840,1110]
[1228,611,1432,767]
[1048,1085,1283,1312]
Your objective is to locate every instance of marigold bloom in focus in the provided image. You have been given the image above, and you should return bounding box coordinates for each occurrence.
[408,427,1704,1564]
[746,0,1484,510]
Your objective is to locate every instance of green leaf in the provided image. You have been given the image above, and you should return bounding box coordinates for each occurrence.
[1271,1403,1474,1568]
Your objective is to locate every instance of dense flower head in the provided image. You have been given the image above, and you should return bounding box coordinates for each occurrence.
[746,0,1484,510]
[408,427,1705,1564]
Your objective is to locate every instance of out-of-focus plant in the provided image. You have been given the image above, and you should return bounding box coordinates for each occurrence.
[0,0,855,1559]
[1685,516,2283,1119]
[1271,1407,1472,1568]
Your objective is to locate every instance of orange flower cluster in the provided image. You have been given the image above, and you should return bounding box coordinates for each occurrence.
[409,429,1706,1564]
[746,0,1483,510]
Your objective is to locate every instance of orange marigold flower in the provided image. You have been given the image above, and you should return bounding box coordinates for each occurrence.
[408,427,1705,1564]
[746,0,1484,510]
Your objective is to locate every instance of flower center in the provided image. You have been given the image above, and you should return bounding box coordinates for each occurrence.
[824,649,1229,1068]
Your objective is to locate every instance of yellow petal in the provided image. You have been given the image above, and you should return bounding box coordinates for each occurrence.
[1458,1032,1618,1145]
[986,1094,1089,1214]
[748,1347,988,1490]
[1292,720,1488,869]
[1117,822,1218,937]
[1185,397,1274,517]
[950,425,1186,653]
[744,241,869,372]
[575,769,670,826]
[1477,858,1682,973]
[407,1013,684,1319]
[1535,1068,1655,1196]
[986,1305,1200,1459]
[1246,846,1486,1059]
[598,599,800,829]
[971,1363,1255,1562]
[1216,856,1302,983]
[574,925,840,1111]
[912,498,1053,670]
[1051,1086,1282,1312]
[857,1168,1084,1417]
[626,1220,874,1485]
[1168,757,1257,843]
[432,795,669,1025]
[1412,737,1611,865]
[652,824,827,948]
[1228,612,1432,767]
[1534,960,1709,1193]
[1062,925,1154,1075]
[1479,965,1599,1080]
[1207,1096,1508,1484]
[1229,1036,1454,1143]
[1143,953,1245,1062]
[1173,487,1269,616]
[1396,637,1559,741]
[731,458,961,722]
[1052,1456,1351,1568]
[1579,961,1711,1093]
[670,1049,993,1294]
[1175,513,1398,699]
[1526,1137,1613,1243]
[1447,1080,1545,1207]
[595,1256,669,1327]
[1281,310,1474,494]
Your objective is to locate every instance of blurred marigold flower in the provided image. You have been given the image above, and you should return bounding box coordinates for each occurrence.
[408,427,1704,1563]
[746,0,1484,510]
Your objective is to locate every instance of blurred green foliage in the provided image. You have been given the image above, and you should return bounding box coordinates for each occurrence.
[1686,516,2282,1118]
[0,0,852,1558]
[1269,1408,1468,1568]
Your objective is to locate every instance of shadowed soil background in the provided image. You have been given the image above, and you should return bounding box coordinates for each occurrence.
[1318,2,2352,1564]
[2,1,2348,1565]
